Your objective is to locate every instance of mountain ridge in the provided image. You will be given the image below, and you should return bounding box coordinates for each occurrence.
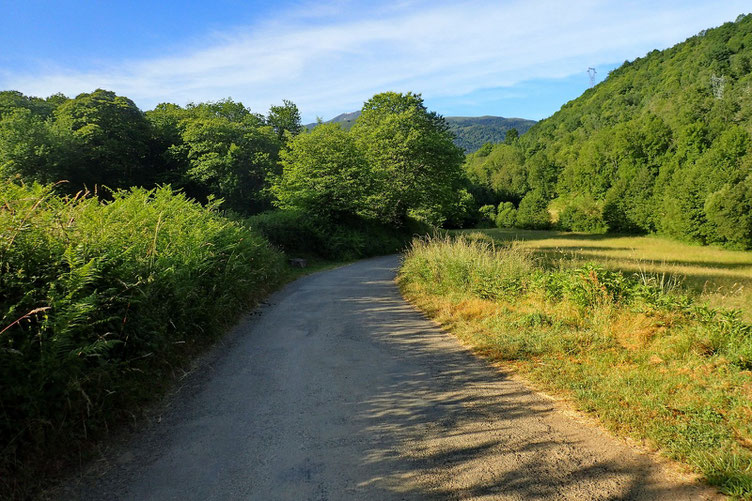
[306,111,536,152]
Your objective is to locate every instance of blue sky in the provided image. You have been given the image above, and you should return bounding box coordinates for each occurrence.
[1,1,749,122]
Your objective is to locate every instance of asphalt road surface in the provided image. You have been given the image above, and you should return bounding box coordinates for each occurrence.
[67,255,718,500]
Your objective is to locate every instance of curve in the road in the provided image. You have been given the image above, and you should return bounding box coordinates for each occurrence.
[67,255,717,500]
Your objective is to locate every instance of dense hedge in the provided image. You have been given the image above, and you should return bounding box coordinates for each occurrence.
[0,181,285,496]
[247,209,431,260]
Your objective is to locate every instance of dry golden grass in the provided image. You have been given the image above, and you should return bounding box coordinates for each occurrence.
[459,228,752,321]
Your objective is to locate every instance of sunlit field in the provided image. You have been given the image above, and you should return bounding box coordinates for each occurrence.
[456,228,752,321]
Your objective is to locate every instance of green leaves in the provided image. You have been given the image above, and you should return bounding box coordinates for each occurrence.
[0,181,285,487]
[350,92,466,225]
[464,14,752,248]
[273,92,467,227]
[273,123,370,220]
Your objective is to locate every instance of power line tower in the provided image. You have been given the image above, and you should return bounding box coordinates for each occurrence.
[587,67,597,88]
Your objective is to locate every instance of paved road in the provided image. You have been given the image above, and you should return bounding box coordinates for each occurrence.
[68,255,717,500]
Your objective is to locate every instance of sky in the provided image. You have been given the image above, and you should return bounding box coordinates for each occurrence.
[0,1,749,122]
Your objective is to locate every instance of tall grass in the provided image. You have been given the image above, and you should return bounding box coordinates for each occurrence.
[0,181,285,497]
[399,236,752,498]
[459,227,752,322]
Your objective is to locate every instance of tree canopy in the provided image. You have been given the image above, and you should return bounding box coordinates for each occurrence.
[350,92,466,225]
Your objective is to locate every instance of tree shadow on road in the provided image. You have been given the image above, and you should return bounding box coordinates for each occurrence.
[332,260,715,500]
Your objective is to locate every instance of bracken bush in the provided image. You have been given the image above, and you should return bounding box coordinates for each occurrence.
[0,181,285,497]
[399,235,752,498]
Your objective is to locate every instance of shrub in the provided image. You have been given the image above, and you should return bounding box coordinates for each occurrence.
[0,181,285,496]
[516,189,551,229]
[496,201,517,228]
[247,210,429,261]
[558,196,608,233]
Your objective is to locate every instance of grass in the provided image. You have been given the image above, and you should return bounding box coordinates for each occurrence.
[457,228,752,321]
[399,235,752,498]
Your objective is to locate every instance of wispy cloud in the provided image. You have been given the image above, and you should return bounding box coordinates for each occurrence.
[1,0,748,120]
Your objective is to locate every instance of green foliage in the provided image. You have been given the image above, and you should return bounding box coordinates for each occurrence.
[558,196,608,233]
[350,92,466,225]
[464,142,528,204]
[464,14,752,248]
[52,89,154,188]
[0,181,284,495]
[0,109,61,183]
[516,189,551,229]
[442,187,478,229]
[400,235,752,496]
[495,201,517,228]
[267,99,303,140]
[0,90,63,120]
[504,128,519,144]
[171,115,280,213]
[704,174,752,248]
[272,123,371,220]
[248,210,428,261]
[478,204,496,226]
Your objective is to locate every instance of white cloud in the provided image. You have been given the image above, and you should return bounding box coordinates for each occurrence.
[1,0,748,120]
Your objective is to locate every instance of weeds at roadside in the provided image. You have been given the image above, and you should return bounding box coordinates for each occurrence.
[399,235,752,498]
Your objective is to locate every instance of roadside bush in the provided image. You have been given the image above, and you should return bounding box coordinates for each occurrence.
[247,210,430,261]
[0,181,285,497]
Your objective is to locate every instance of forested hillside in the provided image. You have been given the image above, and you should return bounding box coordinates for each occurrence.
[307,111,535,152]
[467,13,752,248]
[444,116,536,152]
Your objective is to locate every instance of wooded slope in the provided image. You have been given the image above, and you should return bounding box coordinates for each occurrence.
[466,14,752,248]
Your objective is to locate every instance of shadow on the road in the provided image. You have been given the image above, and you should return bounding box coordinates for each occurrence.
[333,260,710,500]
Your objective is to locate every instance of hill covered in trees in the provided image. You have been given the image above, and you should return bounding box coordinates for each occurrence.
[307,111,535,152]
[467,13,752,248]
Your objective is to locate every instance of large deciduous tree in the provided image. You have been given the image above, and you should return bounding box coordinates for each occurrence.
[350,92,465,225]
[272,123,371,220]
[52,89,153,189]
[267,100,303,141]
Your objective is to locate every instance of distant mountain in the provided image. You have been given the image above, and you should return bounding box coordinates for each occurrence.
[306,112,536,153]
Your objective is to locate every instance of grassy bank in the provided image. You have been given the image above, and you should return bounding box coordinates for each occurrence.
[0,182,286,498]
[458,228,752,321]
[399,235,752,498]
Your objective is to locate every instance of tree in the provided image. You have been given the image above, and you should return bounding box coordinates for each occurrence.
[52,89,153,189]
[267,100,302,140]
[350,92,465,225]
[704,175,752,248]
[171,116,280,213]
[496,202,517,228]
[0,109,59,183]
[516,189,551,229]
[272,123,370,220]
